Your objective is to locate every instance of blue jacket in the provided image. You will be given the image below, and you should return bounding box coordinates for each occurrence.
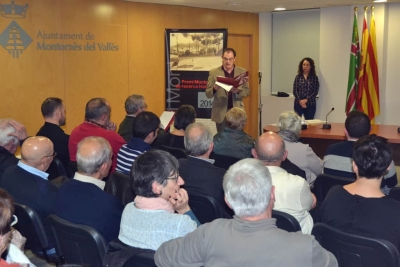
[55,179,124,243]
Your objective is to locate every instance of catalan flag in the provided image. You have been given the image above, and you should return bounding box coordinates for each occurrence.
[362,7,380,123]
[345,9,360,115]
[356,8,369,113]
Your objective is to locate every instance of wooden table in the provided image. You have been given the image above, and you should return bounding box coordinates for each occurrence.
[264,123,400,164]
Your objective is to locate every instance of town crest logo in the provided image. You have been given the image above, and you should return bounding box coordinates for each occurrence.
[0,1,32,58]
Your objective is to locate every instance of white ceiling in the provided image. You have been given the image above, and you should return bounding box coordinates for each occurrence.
[123,0,397,13]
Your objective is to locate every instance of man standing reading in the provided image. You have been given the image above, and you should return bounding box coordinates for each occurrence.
[206,48,250,133]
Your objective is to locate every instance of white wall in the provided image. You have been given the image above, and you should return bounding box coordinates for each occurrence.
[383,3,400,124]
[272,9,320,94]
[259,3,400,127]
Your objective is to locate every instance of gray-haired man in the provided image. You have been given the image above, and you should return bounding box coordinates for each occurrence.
[155,158,338,267]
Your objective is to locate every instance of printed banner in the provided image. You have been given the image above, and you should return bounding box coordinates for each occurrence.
[165,29,228,118]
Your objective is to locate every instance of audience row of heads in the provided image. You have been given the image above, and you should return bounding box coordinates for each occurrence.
[129,147,273,219]
[2,94,249,149]
[277,109,372,141]
[277,109,391,180]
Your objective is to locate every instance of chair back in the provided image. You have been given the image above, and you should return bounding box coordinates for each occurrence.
[13,203,51,253]
[68,161,78,174]
[46,158,70,181]
[53,158,68,177]
[272,210,301,232]
[312,174,353,202]
[209,153,241,170]
[104,239,156,267]
[388,187,400,202]
[160,145,187,159]
[47,214,107,267]
[123,251,156,267]
[105,172,135,206]
[188,193,225,224]
[312,223,400,267]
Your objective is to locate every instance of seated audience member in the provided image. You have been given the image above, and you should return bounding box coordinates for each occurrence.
[155,159,338,267]
[69,98,126,172]
[0,137,57,255]
[0,119,28,180]
[116,111,160,174]
[153,105,196,150]
[277,111,322,184]
[323,110,397,194]
[118,150,199,251]
[213,107,254,159]
[55,137,123,243]
[321,134,400,251]
[37,97,70,179]
[252,131,315,234]
[0,189,33,266]
[179,122,229,214]
[118,94,148,142]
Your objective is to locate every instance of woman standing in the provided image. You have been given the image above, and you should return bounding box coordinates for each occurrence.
[293,57,319,120]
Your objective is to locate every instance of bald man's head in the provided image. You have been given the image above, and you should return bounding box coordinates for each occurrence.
[21,137,54,171]
[253,131,286,166]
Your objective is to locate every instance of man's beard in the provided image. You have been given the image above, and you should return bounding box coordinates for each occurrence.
[59,117,66,126]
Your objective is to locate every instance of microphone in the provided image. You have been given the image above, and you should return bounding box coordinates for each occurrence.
[323,108,334,129]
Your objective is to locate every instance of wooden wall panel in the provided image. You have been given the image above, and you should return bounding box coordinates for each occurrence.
[1,0,258,138]
[228,34,258,138]
[61,0,129,132]
[127,3,259,137]
[0,0,64,134]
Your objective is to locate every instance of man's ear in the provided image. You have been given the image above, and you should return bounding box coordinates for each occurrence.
[270,185,275,203]
[282,150,288,161]
[224,196,233,210]
[352,161,358,174]
[99,161,111,177]
[55,108,62,118]
[344,128,349,138]
[251,148,258,159]
[209,142,214,153]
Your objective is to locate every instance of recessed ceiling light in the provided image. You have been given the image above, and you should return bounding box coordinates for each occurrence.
[274,7,286,11]
[373,0,387,2]
[227,2,242,5]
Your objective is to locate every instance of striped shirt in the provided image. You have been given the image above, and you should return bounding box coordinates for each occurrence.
[323,140,397,194]
[116,137,151,174]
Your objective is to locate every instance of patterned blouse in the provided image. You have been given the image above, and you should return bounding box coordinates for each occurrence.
[293,75,319,106]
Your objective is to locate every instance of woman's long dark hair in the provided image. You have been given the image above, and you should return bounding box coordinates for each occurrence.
[297,57,316,76]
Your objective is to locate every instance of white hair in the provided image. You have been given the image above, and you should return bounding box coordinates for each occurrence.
[184,122,213,156]
[76,137,112,175]
[223,158,272,218]
[0,119,18,147]
[277,111,301,139]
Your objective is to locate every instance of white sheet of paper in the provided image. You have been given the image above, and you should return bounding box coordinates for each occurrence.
[215,81,233,92]
[159,111,175,130]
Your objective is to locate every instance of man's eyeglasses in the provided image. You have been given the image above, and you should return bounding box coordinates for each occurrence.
[141,103,148,110]
[10,215,17,227]
[166,171,179,183]
[222,57,235,62]
[42,151,57,161]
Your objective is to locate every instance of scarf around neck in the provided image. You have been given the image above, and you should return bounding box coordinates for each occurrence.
[278,130,298,143]
[134,196,174,213]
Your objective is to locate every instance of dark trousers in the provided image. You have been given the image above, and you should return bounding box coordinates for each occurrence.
[294,102,316,120]
[216,118,226,133]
